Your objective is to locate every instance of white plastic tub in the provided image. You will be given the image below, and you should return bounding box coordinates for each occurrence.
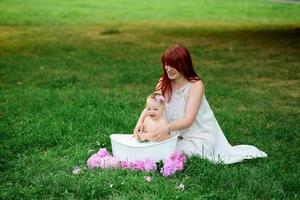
[110,133,179,162]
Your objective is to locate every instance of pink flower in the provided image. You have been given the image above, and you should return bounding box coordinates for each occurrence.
[161,151,186,177]
[174,160,184,171]
[96,148,110,158]
[99,156,119,169]
[131,160,145,171]
[161,158,176,177]
[120,161,131,169]
[170,151,187,163]
[99,157,111,169]
[87,148,120,169]
[87,148,112,168]
[155,95,165,103]
[108,157,120,168]
[87,154,102,168]
[143,159,157,172]
[87,148,187,177]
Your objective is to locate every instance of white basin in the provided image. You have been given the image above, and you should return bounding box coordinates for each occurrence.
[110,133,179,162]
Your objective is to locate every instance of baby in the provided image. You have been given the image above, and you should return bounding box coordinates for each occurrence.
[134,93,170,142]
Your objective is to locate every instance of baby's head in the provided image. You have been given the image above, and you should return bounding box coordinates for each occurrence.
[146,93,165,120]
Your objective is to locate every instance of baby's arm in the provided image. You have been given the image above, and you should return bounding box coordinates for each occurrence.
[138,118,152,141]
[133,117,150,141]
[133,108,147,135]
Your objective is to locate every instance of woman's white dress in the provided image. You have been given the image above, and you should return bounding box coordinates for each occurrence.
[165,83,267,164]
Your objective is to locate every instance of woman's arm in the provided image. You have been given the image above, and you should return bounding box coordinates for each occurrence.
[152,81,204,141]
[169,81,204,131]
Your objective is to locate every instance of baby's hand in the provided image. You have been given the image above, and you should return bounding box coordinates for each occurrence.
[133,133,140,140]
[137,133,146,141]
[139,132,154,142]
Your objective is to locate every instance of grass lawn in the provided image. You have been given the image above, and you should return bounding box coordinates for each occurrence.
[0,0,299,199]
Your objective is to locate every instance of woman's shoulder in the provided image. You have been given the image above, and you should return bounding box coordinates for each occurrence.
[190,80,204,92]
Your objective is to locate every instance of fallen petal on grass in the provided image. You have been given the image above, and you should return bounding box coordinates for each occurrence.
[72,166,81,175]
[144,176,152,182]
[176,183,185,191]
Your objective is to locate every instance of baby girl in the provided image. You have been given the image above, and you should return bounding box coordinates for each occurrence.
[133,93,170,142]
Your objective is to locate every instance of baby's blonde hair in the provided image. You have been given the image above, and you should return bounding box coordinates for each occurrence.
[146,92,165,106]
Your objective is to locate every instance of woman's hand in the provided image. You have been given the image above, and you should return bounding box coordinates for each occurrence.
[151,124,170,142]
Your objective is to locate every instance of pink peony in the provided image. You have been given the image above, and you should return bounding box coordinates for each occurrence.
[87,154,102,168]
[161,151,186,177]
[120,161,131,169]
[108,156,120,168]
[161,158,176,177]
[99,156,119,169]
[131,160,145,171]
[174,160,184,171]
[96,148,110,158]
[87,148,186,177]
[87,148,119,169]
[143,159,157,172]
[170,151,187,163]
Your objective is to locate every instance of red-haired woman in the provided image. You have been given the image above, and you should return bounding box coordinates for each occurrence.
[134,44,267,164]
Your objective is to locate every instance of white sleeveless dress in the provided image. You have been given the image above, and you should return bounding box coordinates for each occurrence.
[165,83,267,164]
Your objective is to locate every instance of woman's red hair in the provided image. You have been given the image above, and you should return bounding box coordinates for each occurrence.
[157,44,201,101]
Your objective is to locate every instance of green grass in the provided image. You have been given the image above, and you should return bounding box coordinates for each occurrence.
[0,0,300,26]
[0,0,300,199]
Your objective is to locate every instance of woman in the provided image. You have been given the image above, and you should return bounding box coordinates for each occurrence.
[134,44,267,164]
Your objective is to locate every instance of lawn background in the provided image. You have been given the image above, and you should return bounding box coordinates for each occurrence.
[0,0,299,199]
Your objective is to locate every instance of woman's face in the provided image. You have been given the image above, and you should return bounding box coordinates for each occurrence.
[165,65,182,80]
[146,99,165,120]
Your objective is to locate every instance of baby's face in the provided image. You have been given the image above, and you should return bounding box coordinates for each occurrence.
[146,98,165,120]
